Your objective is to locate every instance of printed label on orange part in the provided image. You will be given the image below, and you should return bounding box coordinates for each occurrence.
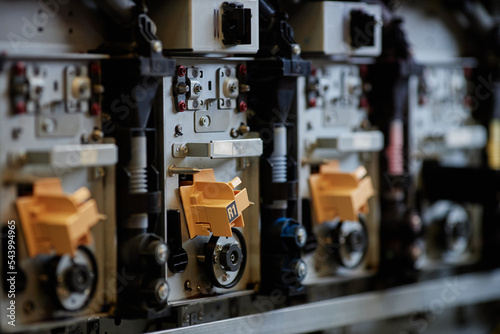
[226,201,239,223]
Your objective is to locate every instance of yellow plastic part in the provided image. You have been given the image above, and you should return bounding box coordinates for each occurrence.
[487,119,500,170]
[309,161,374,224]
[179,169,251,239]
[15,178,104,257]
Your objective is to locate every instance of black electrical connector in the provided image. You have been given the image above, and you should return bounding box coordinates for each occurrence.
[222,2,252,45]
[350,9,376,48]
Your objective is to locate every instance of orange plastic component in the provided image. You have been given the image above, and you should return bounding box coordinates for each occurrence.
[309,161,374,224]
[15,178,104,257]
[179,169,251,238]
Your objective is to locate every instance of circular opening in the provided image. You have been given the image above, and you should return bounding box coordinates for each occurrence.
[230,250,239,265]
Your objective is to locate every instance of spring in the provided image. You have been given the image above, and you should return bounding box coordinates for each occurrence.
[129,136,148,193]
[271,126,288,183]
[386,120,404,175]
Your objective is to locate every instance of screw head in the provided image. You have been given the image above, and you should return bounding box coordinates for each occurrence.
[90,129,104,143]
[42,118,55,133]
[180,144,189,155]
[13,62,26,76]
[14,101,27,114]
[193,100,199,108]
[192,68,198,77]
[90,62,101,75]
[156,281,169,301]
[296,226,307,248]
[229,82,238,93]
[308,97,317,108]
[183,313,190,323]
[216,244,223,252]
[177,66,186,77]
[156,243,168,264]
[193,83,202,95]
[230,128,239,138]
[178,101,187,112]
[225,68,231,77]
[239,101,248,112]
[91,103,102,116]
[152,41,163,53]
[226,99,232,107]
[238,64,247,75]
[199,116,210,127]
[292,44,301,56]
[294,260,307,281]
[175,124,183,136]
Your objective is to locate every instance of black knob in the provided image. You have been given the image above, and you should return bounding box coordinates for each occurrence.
[220,243,243,272]
[65,264,92,293]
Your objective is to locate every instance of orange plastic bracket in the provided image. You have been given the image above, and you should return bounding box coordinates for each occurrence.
[179,169,251,238]
[309,161,374,224]
[15,178,104,257]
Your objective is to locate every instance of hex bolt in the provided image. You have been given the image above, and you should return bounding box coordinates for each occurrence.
[183,313,190,323]
[222,273,230,282]
[292,44,302,56]
[216,244,223,252]
[184,280,192,291]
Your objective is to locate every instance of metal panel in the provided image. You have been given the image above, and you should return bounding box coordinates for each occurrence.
[149,270,500,334]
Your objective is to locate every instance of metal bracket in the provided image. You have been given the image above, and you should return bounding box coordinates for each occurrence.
[172,139,263,159]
